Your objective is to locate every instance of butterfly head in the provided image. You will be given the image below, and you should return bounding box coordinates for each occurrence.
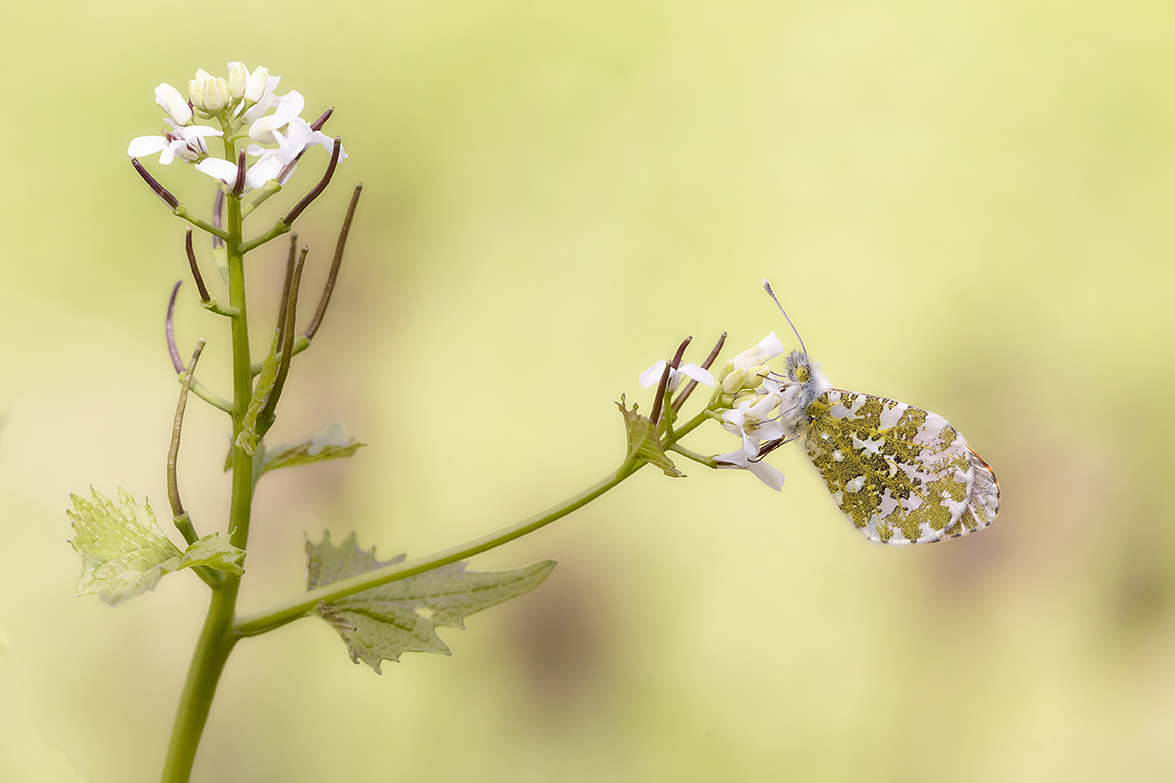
[784,350,811,383]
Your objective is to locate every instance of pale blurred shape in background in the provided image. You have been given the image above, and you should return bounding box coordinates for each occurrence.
[2,0,1174,781]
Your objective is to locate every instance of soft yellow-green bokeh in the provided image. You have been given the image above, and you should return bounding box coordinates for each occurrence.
[3,0,1174,780]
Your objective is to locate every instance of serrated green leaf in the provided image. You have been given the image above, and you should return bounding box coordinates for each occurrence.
[260,421,365,476]
[616,395,683,477]
[67,489,244,605]
[179,534,245,575]
[67,488,185,606]
[307,532,556,673]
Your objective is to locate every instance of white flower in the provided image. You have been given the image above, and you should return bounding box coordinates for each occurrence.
[248,91,344,164]
[639,360,715,392]
[732,331,784,371]
[715,449,786,491]
[242,67,281,120]
[195,151,284,191]
[720,390,785,457]
[153,83,192,127]
[719,331,785,393]
[127,124,222,164]
[189,69,231,114]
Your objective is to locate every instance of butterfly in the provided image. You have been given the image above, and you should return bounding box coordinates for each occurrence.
[758,281,999,544]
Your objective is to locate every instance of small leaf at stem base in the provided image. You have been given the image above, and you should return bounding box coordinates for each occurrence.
[67,488,245,605]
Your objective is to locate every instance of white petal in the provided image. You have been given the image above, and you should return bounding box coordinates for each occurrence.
[733,331,785,370]
[180,125,223,139]
[639,361,668,389]
[278,90,305,119]
[740,435,758,457]
[127,135,167,157]
[159,142,180,165]
[715,450,785,491]
[243,101,271,125]
[755,331,784,360]
[249,115,281,145]
[195,158,239,184]
[745,459,785,491]
[748,393,780,418]
[757,420,785,441]
[154,83,192,126]
[720,407,744,428]
[245,154,283,189]
[677,363,715,387]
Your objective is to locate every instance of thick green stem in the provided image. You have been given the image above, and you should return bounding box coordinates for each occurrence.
[159,585,239,781]
[160,135,258,783]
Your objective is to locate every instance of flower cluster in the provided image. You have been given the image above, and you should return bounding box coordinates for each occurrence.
[126,63,344,192]
[637,332,794,490]
[710,332,789,490]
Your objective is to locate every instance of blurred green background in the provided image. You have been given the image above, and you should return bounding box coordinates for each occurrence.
[3,0,1174,780]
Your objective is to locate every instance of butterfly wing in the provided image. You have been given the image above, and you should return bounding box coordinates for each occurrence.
[802,389,999,544]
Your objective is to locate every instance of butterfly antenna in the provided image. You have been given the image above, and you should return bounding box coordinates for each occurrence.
[761,279,808,356]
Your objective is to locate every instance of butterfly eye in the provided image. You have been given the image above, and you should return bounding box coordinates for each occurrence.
[795,365,810,383]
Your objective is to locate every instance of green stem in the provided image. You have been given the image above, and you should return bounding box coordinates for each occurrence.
[234,405,712,639]
[200,299,240,318]
[188,378,233,414]
[666,408,711,443]
[234,463,638,637]
[159,585,239,780]
[240,220,291,254]
[174,206,229,240]
[667,441,716,467]
[160,134,258,783]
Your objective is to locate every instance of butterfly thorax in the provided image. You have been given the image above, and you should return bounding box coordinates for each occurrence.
[777,350,831,440]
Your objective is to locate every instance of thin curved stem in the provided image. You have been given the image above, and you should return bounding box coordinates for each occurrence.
[234,465,635,637]
[169,340,206,547]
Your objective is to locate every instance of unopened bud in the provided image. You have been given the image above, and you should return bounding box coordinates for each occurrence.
[721,368,747,394]
[228,62,249,100]
[744,364,768,390]
[245,66,270,103]
[154,83,192,126]
[189,69,230,114]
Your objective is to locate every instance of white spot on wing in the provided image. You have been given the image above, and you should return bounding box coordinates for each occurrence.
[878,401,908,430]
[851,434,885,456]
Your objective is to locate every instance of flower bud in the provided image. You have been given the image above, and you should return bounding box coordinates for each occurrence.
[732,391,759,410]
[189,69,230,114]
[228,62,249,100]
[744,364,767,390]
[202,77,230,113]
[154,83,192,126]
[245,65,270,103]
[721,368,747,394]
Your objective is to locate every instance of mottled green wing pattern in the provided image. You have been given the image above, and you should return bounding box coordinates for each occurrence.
[803,390,999,544]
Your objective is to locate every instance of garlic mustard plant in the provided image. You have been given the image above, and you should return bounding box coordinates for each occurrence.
[73,60,995,783]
